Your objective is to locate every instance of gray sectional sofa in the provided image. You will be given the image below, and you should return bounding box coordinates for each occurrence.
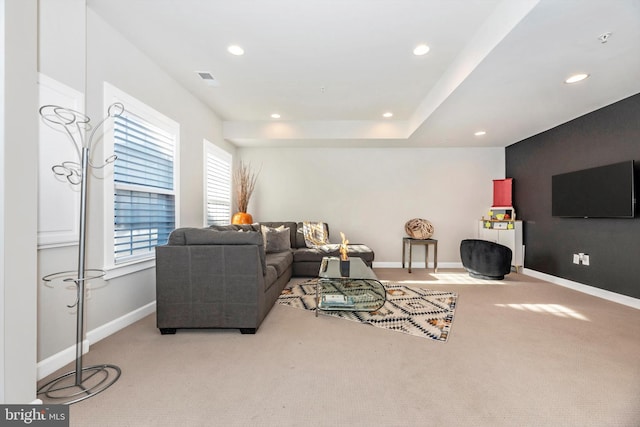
[155,221,374,334]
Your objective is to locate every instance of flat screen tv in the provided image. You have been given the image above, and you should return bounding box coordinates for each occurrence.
[552,160,636,218]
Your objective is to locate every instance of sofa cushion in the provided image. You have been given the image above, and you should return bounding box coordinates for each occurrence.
[292,244,374,263]
[167,227,200,245]
[265,250,294,277]
[183,229,262,246]
[259,222,297,249]
[181,229,267,274]
[168,225,258,245]
[293,246,339,262]
[344,244,376,263]
[261,225,292,253]
[208,224,256,232]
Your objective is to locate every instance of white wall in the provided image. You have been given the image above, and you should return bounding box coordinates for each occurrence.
[1,0,38,403]
[1,0,5,402]
[239,147,505,266]
[38,0,85,91]
[35,3,233,368]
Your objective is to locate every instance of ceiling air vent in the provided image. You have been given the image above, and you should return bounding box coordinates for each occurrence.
[196,71,219,87]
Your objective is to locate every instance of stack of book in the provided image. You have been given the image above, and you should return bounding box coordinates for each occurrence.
[320,294,355,308]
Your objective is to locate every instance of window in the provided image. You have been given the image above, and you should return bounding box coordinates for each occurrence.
[103,84,179,274]
[113,113,175,262]
[204,141,232,226]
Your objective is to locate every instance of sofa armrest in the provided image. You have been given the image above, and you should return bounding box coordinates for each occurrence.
[155,244,266,330]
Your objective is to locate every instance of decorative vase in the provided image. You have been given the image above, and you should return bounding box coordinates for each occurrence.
[340,259,350,277]
[231,212,253,225]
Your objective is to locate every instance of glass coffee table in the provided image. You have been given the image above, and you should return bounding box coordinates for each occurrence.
[316,257,386,317]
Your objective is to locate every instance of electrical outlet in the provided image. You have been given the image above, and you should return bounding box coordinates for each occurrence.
[573,254,580,264]
[582,254,590,266]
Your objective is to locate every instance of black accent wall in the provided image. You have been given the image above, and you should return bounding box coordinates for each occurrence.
[506,92,640,299]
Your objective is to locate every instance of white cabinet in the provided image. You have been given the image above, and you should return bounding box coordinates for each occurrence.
[477,221,524,271]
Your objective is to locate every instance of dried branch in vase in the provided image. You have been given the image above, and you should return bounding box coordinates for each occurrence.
[234,161,260,213]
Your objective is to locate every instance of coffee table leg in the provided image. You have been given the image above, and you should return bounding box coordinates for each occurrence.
[315,281,319,317]
[408,241,412,273]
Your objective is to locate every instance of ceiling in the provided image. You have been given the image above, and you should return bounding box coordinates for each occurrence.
[87,0,640,148]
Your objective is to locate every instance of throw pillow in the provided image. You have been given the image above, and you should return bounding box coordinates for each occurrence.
[261,225,291,253]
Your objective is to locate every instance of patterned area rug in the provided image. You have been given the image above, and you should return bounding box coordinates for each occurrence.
[277,280,458,342]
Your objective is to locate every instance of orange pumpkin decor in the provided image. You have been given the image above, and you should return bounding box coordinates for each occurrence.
[231,212,254,225]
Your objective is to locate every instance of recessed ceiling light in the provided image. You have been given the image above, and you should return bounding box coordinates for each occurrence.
[382,112,393,118]
[413,44,430,56]
[227,45,245,56]
[565,73,589,84]
[270,113,281,119]
[474,131,486,136]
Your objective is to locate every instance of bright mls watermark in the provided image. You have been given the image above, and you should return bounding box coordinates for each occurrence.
[1,405,68,426]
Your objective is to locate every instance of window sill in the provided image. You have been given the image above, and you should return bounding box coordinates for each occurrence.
[104,258,155,280]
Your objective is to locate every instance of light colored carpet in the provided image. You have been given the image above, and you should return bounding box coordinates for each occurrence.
[39,268,640,427]
[277,279,457,341]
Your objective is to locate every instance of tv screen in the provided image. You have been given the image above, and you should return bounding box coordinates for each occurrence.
[552,160,636,218]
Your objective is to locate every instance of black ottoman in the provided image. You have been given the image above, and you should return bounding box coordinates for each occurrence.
[460,239,512,280]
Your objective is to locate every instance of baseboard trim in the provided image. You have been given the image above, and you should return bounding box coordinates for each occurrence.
[37,301,156,380]
[36,339,90,381]
[372,262,463,269]
[86,301,156,344]
[523,268,640,310]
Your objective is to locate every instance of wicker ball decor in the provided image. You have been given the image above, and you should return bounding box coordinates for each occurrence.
[404,218,434,239]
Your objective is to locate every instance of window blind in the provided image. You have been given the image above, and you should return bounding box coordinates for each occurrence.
[205,145,231,226]
[113,113,176,262]
[114,115,174,190]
